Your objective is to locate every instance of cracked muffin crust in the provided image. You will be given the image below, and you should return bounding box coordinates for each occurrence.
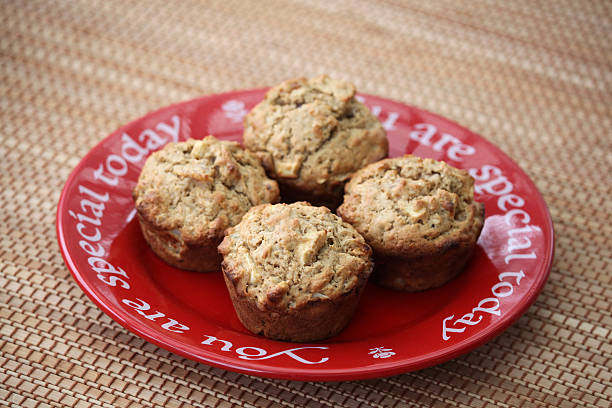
[337,155,485,291]
[133,136,280,272]
[218,202,373,342]
[243,75,388,207]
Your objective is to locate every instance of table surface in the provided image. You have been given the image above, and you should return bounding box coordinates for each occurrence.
[1,1,610,407]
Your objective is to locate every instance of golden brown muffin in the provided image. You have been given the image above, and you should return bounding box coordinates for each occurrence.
[133,137,280,272]
[243,75,388,208]
[218,202,373,342]
[337,155,485,291]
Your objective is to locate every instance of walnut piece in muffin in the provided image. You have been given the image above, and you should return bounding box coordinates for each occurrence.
[243,75,388,208]
[337,155,485,291]
[218,202,373,342]
[133,136,280,272]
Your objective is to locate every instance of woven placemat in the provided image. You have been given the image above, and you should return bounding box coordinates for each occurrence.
[1,0,610,407]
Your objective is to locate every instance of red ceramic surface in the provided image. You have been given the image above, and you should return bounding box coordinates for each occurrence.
[56,90,554,381]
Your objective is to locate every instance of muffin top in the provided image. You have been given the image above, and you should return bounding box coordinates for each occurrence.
[337,155,485,257]
[243,75,388,197]
[133,137,279,244]
[218,202,373,310]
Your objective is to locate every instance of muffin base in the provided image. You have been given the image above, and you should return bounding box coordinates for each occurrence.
[138,216,221,273]
[223,272,364,342]
[373,243,477,292]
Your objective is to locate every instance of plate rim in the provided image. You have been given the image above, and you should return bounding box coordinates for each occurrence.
[56,89,555,381]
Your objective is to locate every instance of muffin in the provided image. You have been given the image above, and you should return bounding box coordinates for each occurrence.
[133,136,280,272]
[243,75,388,208]
[337,155,485,291]
[218,202,373,342]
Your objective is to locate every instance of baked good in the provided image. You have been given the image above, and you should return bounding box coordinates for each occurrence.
[337,155,485,291]
[243,75,388,208]
[218,202,373,342]
[133,137,280,272]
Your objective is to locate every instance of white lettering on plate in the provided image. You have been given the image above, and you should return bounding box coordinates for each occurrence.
[122,298,190,333]
[442,163,540,341]
[368,347,396,359]
[201,335,329,364]
[408,123,476,161]
[222,100,248,123]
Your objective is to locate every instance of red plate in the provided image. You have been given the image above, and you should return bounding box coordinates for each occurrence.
[56,89,554,381]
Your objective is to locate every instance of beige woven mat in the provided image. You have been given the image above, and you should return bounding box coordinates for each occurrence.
[1,0,611,407]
